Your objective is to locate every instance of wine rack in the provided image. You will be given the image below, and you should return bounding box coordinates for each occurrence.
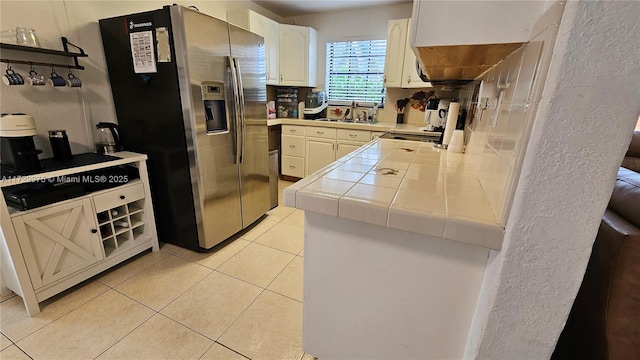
[96,198,146,257]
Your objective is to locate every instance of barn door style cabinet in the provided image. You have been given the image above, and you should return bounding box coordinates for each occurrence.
[0,152,159,316]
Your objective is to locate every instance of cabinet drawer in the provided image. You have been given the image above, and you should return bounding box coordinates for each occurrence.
[283,125,305,136]
[307,127,337,139]
[93,183,145,213]
[337,129,371,142]
[282,135,305,157]
[282,155,305,178]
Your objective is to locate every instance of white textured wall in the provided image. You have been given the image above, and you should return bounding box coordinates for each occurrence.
[465,1,640,358]
[0,0,281,158]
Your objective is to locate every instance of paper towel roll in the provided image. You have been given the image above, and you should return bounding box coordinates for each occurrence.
[449,130,464,153]
[442,102,460,147]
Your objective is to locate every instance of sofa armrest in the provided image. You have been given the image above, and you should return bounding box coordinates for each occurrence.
[608,167,640,228]
[554,210,640,360]
[621,131,640,172]
[603,212,640,360]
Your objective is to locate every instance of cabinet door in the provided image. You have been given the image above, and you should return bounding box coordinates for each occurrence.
[336,140,366,160]
[401,19,429,88]
[251,13,280,85]
[280,25,309,86]
[12,198,103,289]
[383,19,408,88]
[337,129,371,142]
[282,134,305,157]
[282,155,305,178]
[306,138,336,176]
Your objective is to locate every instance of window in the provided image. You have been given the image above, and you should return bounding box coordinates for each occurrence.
[325,40,386,104]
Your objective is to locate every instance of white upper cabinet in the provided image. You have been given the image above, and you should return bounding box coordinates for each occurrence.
[409,1,545,47]
[401,19,430,88]
[383,19,408,88]
[384,19,431,89]
[408,1,546,82]
[227,10,280,85]
[280,24,317,87]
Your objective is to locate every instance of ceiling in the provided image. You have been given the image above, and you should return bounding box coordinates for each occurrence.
[253,0,413,18]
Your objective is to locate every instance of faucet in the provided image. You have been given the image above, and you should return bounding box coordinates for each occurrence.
[342,108,351,121]
[349,101,356,121]
[342,101,358,122]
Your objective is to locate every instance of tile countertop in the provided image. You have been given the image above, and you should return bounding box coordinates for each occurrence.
[283,138,504,251]
[267,118,443,137]
[267,118,393,131]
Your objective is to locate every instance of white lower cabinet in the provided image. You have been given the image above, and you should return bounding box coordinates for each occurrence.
[282,155,305,178]
[11,182,154,293]
[94,183,148,257]
[12,198,103,290]
[306,138,368,176]
[336,140,366,159]
[306,138,337,176]
[281,126,306,177]
[281,125,372,178]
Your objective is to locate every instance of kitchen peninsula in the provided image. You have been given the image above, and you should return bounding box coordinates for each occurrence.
[284,138,503,359]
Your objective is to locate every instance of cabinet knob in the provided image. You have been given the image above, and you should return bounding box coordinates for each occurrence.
[91,229,98,234]
[289,165,296,169]
[349,134,356,137]
[280,74,283,82]
[119,195,126,200]
[289,145,295,149]
[407,76,411,83]
[317,131,323,135]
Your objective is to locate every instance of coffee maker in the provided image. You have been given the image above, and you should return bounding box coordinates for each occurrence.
[0,114,43,173]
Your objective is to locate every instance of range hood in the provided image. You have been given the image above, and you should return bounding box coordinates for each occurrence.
[415,43,525,86]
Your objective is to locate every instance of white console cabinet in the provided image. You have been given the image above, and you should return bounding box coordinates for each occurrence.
[0,152,159,316]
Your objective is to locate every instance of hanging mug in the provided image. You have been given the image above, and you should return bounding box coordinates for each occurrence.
[3,67,24,85]
[27,69,46,86]
[66,72,82,87]
[48,70,66,87]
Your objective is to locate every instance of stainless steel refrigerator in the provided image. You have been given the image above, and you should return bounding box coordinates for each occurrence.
[99,5,269,251]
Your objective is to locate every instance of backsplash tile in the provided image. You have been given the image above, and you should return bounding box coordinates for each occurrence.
[458,9,560,226]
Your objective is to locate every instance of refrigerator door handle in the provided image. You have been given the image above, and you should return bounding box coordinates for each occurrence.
[233,57,246,164]
[228,56,242,165]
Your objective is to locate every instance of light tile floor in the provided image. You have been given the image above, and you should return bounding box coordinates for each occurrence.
[1,180,315,360]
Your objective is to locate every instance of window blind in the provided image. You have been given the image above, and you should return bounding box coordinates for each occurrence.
[325,40,386,103]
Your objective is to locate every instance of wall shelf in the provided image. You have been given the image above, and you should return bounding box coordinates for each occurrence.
[0,37,88,70]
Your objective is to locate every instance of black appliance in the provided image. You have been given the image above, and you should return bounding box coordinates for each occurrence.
[48,130,73,160]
